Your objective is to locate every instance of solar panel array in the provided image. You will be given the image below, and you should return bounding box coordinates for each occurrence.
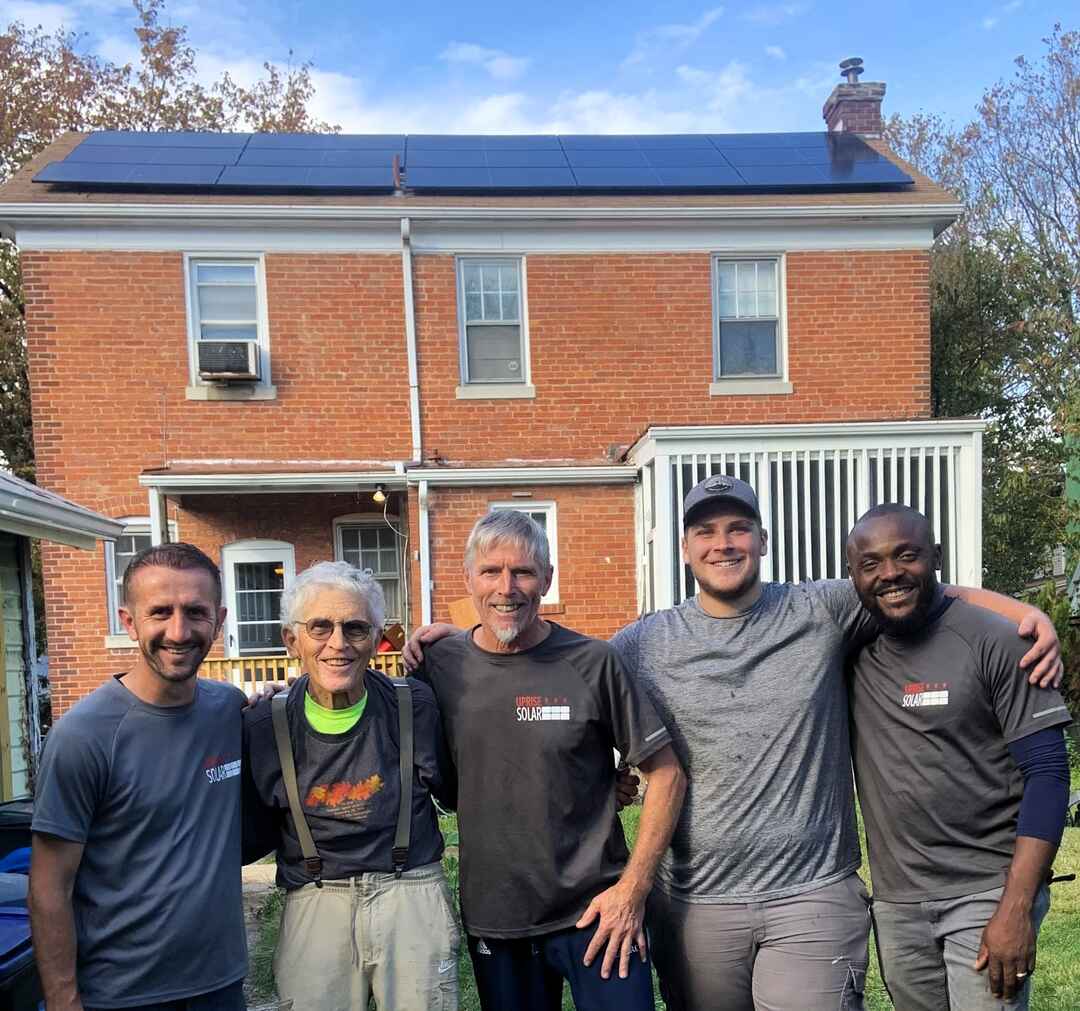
[34,130,913,194]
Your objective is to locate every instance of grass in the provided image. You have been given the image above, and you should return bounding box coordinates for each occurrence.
[251,801,1080,1009]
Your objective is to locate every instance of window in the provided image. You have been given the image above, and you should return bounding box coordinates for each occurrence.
[489,502,559,604]
[105,522,154,635]
[457,258,531,393]
[221,541,295,657]
[713,257,783,379]
[335,519,404,622]
[184,255,274,400]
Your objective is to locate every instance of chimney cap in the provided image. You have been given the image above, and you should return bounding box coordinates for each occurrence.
[839,57,864,84]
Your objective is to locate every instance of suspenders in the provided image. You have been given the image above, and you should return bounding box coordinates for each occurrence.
[270,679,415,886]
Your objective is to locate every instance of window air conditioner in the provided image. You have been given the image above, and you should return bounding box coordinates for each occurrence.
[197,340,260,382]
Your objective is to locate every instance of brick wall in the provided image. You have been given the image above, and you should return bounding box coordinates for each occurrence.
[22,244,929,713]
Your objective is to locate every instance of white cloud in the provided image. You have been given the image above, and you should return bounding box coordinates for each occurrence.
[982,15,998,29]
[742,2,808,25]
[623,7,724,67]
[764,45,787,60]
[0,1,77,33]
[440,41,531,81]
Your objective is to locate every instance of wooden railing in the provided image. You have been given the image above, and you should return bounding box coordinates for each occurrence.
[199,652,405,693]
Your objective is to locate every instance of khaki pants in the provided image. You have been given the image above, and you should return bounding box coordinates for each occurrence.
[274,862,460,1011]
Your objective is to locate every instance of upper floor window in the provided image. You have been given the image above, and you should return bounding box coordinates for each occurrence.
[185,256,274,400]
[334,518,404,623]
[713,257,782,379]
[457,257,533,397]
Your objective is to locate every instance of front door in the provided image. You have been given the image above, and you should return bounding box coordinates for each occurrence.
[221,540,296,658]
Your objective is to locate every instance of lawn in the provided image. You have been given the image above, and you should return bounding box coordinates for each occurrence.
[251,804,1080,1010]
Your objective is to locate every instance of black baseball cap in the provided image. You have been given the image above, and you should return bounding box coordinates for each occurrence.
[683,475,761,525]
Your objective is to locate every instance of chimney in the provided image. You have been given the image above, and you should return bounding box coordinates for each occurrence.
[822,58,886,137]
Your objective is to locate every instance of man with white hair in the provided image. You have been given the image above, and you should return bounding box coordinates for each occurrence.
[416,510,686,1011]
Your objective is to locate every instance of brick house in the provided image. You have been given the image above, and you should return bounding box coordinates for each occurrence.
[0,70,984,717]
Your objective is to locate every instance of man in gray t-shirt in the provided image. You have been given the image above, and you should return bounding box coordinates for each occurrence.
[30,545,248,1010]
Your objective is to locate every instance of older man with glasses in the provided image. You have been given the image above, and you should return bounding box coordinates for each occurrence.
[242,560,459,1011]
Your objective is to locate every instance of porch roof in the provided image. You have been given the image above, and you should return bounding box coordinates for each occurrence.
[0,472,124,549]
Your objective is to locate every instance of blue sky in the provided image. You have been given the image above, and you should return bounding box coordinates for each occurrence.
[0,0,1069,134]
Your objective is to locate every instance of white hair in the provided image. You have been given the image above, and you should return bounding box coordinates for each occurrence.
[463,510,551,573]
[279,561,386,632]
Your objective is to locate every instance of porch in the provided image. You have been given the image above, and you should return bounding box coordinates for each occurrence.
[200,651,405,693]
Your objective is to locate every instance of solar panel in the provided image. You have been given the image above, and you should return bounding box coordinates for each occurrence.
[218,165,393,189]
[236,148,395,168]
[245,133,404,150]
[67,144,243,166]
[33,130,913,193]
[640,148,729,168]
[571,166,663,188]
[79,131,250,149]
[653,166,744,188]
[34,162,224,185]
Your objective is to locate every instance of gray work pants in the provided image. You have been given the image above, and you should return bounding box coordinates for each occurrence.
[647,871,871,1011]
[871,883,1051,1011]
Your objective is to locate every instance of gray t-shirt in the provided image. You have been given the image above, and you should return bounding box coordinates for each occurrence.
[850,598,1073,902]
[610,581,873,903]
[32,676,247,1008]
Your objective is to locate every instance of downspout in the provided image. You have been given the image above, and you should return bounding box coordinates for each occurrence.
[418,480,432,624]
[401,217,423,463]
[401,218,430,625]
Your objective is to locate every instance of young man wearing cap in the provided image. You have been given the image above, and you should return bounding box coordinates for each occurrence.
[406,477,1060,1011]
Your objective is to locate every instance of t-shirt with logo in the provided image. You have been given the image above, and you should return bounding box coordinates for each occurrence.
[241,669,452,888]
[31,676,247,1009]
[418,623,672,938]
[849,597,1072,902]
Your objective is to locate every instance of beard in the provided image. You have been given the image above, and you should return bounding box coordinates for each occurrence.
[143,639,207,681]
[873,583,939,637]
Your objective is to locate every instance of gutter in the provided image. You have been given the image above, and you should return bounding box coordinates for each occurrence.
[418,480,432,625]
[0,201,965,228]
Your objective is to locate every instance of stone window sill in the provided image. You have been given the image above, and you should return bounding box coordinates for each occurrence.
[456,384,536,400]
[709,379,793,397]
[185,384,278,402]
[104,634,137,650]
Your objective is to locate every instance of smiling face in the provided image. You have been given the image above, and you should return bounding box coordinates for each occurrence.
[847,511,942,634]
[682,504,768,616]
[282,586,377,707]
[119,565,225,687]
[465,538,552,653]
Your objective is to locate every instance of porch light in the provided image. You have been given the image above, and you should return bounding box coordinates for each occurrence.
[372,484,387,505]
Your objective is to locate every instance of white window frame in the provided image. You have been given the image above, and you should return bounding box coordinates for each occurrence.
[103,517,178,648]
[221,539,296,658]
[455,255,534,399]
[332,514,405,624]
[488,501,559,604]
[710,253,792,397]
[183,252,275,401]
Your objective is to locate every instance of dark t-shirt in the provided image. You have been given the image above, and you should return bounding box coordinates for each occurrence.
[418,622,672,938]
[850,598,1072,902]
[242,670,452,889]
[31,676,247,1008]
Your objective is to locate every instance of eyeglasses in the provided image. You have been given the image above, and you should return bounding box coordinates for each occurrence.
[296,618,376,644]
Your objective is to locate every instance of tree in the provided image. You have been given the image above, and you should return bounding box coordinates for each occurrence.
[0,0,338,479]
[885,25,1080,594]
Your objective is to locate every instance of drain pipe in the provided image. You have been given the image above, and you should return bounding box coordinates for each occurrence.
[418,479,432,624]
[401,217,423,464]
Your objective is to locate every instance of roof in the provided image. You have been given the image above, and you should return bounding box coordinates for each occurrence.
[0,472,124,549]
[0,131,960,217]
